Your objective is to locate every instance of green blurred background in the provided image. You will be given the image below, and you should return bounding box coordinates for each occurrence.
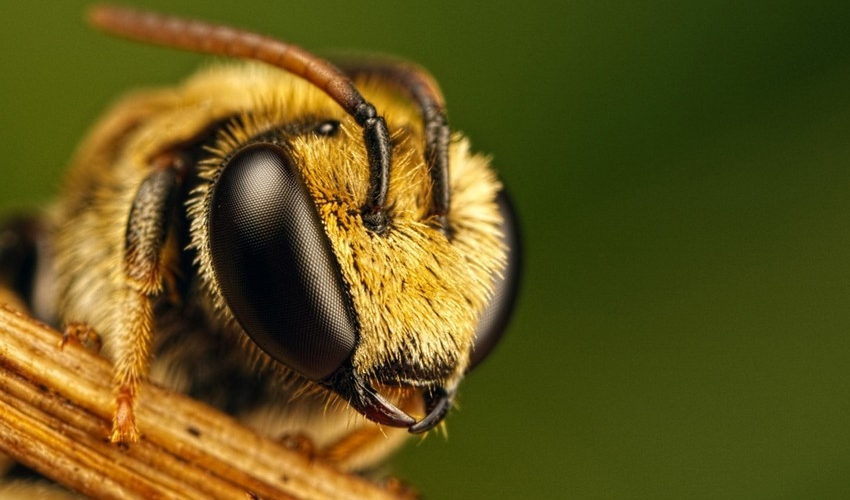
[3,0,850,498]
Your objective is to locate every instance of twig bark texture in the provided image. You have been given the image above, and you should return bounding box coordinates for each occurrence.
[0,305,412,500]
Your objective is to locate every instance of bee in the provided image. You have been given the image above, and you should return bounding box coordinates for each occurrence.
[0,5,520,472]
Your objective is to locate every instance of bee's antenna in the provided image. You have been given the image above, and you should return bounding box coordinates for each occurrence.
[88,5,391,232]
[335,59,452,234]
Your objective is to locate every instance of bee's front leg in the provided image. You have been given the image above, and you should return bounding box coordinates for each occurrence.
[60,321,103,352]
[111,164,180,443]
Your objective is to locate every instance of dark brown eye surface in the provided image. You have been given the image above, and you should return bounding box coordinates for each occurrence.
[208,143,358,381]
[468,190,522,370]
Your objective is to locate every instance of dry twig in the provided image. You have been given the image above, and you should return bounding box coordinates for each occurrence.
[0,305,414,500]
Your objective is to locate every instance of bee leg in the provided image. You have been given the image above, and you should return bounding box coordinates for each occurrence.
[280,433,317,460]
[317,425,389,465]
[59,321,102,352]
[111,165,180,443]
[318,393,424,468]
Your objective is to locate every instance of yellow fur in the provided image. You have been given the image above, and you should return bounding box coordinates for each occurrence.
[49,62,506,469]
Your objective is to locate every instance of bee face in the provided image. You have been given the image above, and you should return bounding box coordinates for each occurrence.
[4,6,521,468]
[188,71,517,432]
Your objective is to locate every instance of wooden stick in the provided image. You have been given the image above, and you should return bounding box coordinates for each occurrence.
[0,305,414,500]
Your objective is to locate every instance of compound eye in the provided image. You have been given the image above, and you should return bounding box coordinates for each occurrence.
[208,143,358,381]
[468,190,522,371]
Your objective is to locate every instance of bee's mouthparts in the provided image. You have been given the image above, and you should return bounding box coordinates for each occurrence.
[324,369,455,433]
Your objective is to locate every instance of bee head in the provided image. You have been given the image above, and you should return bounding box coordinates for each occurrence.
[196,94,520,433]
[89,6,521,433]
